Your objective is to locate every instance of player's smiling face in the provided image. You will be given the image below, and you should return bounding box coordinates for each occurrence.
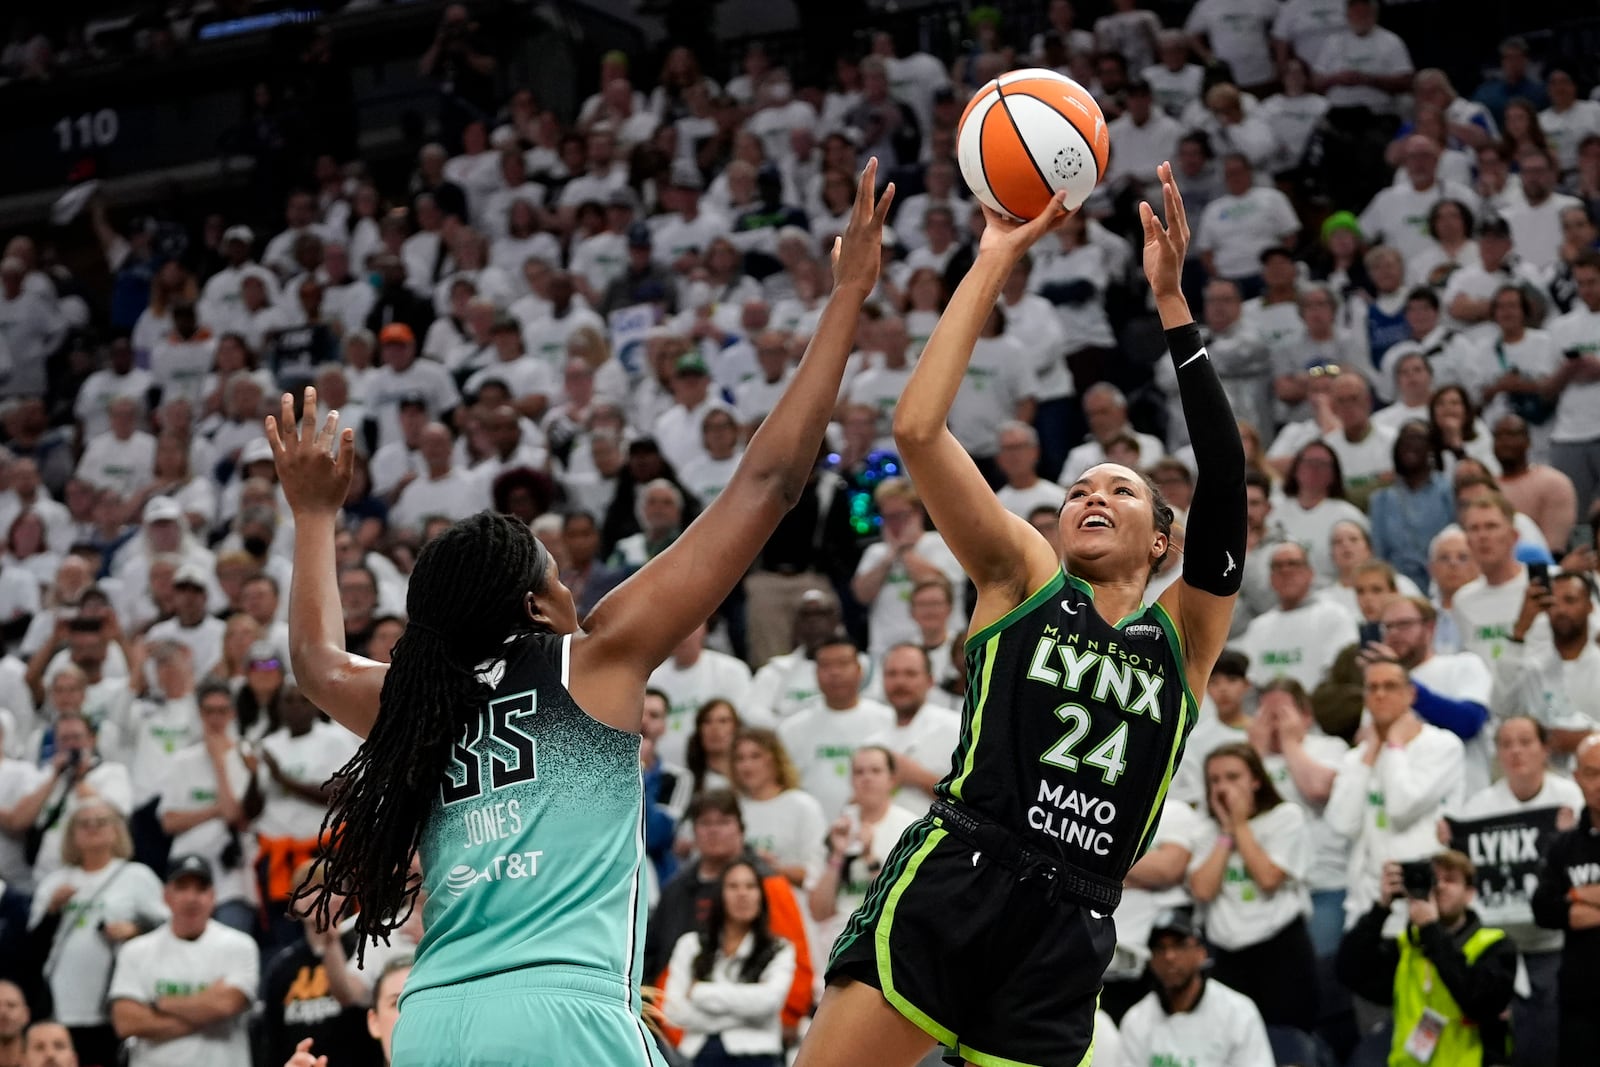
[1059,464,1167,580]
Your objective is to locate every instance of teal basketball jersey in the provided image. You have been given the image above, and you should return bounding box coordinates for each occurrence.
[405,633,650,1007]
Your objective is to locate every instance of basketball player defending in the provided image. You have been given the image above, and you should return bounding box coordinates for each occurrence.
[797,164,1244,1067]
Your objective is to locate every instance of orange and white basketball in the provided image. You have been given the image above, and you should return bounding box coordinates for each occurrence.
[957,68,1110,220]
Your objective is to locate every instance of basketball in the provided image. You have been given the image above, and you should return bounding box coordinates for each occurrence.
[957,68,1110,220]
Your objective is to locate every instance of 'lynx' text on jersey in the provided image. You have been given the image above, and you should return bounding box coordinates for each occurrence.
[936,569,1196,881]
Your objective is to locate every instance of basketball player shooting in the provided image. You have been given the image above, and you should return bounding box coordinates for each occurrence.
[796,164,1245,1067]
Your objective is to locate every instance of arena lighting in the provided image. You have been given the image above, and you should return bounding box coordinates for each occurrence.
[197,9,322,40]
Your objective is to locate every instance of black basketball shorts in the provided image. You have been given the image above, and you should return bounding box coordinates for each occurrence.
[826,815,1116,1067]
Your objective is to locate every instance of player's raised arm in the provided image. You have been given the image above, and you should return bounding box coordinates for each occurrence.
[892,194,1069,625]
[576,160,894,707]
[266,390,387,738]
[1146,164,1246,693]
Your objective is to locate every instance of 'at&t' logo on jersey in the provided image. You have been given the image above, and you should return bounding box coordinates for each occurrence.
[444,850,544,897]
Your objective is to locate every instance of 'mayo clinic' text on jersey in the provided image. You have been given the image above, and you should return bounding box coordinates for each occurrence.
[937,569,1196,879]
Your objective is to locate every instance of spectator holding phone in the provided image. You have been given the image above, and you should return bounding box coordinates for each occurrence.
[1336,852,1517,1067]
[1532,735,1600,1066]
[1496,570,1600,761]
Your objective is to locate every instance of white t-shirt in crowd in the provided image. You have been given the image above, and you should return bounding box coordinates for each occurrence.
[647,650,756,765]
[364,360,462,450]
[1170,706,1248,808]
[1456,772,1584,955]
[1325,721,1466,921]
[777,700,897,819]
[159,743,259,906]
[1236,598,1359,692]
[146,616,227,680]
[867,704,962,816]
[112,694,203,808]
[1311,26,1414,114]
[739,789,828,885]
[996,479,1067,520]
[1357,179,1480,264]
[1121,979,1276,1067]
[28,860,169,1025]
[1322,422,1397,489]
[1272,496,1370,578]
[813,801,919,950]
[1263,732,1352,890]
[32,761,135,883]
[1502,193,1585,271]
[1272,0,1348,65]
[1453,568,1532,669]
[254,723,361,840]
[855,532,966,659]
[1112,800,1207,978]
[0,756,43,887]
[948,335,1037,458]
[109,920,260,1067]
[1547,305,1600,444]
[1411,651,1495,795]
[1540,100,1600,171]
[1189,802,1310,951]
[77,430,157,496]
[1194,186,1301,280]
[388,468,490,532]
[1184,0,1279,87]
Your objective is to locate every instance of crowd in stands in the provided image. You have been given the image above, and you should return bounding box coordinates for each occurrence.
[4,1,1600,1065]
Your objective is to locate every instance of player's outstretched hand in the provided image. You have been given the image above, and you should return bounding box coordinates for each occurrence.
[1139,162,1190,299]
[265,387,355,518]
[832,157,896,295]
[978,190,1073,262]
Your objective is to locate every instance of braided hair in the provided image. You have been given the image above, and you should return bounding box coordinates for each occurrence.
[300,512,551,954]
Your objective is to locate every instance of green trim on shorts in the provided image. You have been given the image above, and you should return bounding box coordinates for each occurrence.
[955,990,1099,1067]
[875,826,958,1047]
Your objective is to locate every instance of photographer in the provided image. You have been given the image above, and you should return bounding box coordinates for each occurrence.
[156,683,261,935]
[418,4,498,152]
[1337,852,1517,1067]
[9,714,132,884]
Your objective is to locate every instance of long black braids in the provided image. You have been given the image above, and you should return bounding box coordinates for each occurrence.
[299,511,551,957]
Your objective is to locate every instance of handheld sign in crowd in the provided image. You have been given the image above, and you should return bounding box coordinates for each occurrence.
[1445,807,1565,927]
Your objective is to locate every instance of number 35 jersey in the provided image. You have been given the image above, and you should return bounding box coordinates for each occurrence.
[935,569,1197,883]
[408,632,649,1003]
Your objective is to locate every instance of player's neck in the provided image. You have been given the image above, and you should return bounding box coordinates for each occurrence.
[1087,577,1146,626]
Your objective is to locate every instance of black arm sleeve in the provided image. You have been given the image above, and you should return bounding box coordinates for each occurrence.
[1166,323,1247,597]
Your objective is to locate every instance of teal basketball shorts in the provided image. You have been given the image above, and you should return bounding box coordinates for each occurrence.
[391,964,667,1067]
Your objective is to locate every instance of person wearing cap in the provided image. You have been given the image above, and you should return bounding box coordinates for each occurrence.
[1119,910,1274,1067]
[1339,851,1516,1067]
[601,222,679,316]
[27,800,167,1065]
[649,164,726,271]
[198,224,278,327]
[108,852,259,1067]
[652,352,732,474]
[366,320,461,451]
[146,565,227,678]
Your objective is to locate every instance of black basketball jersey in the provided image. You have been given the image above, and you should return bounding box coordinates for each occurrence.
[935,569,1196,881]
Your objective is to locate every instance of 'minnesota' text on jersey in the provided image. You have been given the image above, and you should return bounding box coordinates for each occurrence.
[937,569,1196,880]
[406,633,649,1004]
